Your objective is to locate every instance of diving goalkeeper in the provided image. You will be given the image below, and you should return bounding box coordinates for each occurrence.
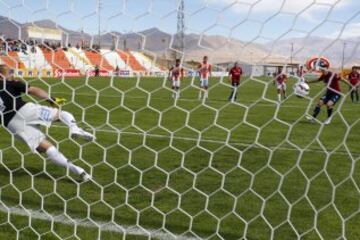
[0,65,94,182]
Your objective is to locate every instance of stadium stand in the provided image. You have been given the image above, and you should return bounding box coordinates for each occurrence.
[84,50,113,71]
[34,46,52,69]
[100,49,129,70]
[131,51,161,72]
[41,48,73,69]
[0,51,25,69]
[66,48,93,73]
[0,38,164,76]
[117,50,146,72]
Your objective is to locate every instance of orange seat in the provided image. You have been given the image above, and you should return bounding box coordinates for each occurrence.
[84,51,113,71]
[117,50,146,72]
[0,51,25,69]
[41,48,73,69]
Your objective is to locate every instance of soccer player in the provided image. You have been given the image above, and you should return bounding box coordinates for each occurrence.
[297,65,306,82]
[197,56,212,100]
[348,66,359,103]
[274,66,288,102]
[228,62,242,101]
[169,59,184,99]
[0,65,94,181]
[305,61,351,124]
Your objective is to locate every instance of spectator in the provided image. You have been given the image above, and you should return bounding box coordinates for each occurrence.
[94,65,100,77]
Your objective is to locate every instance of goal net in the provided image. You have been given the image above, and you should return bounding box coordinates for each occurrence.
[0,0,360,239]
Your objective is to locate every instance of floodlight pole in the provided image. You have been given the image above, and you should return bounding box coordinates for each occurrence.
[97,0,102,48]
[175,0,185,61]
[290,42,294,75]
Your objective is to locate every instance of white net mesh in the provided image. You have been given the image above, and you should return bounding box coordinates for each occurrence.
[0,0,360,239]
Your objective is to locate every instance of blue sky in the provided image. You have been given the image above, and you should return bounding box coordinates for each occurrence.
[1,0,359,42]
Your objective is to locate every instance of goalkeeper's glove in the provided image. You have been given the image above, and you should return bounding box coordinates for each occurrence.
[47,97,67,107]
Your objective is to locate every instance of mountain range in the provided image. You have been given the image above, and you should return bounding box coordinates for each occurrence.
[0,15,359,68]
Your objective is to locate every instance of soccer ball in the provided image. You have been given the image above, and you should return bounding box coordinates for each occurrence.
[306,56,330,71]
[294,82,310,97]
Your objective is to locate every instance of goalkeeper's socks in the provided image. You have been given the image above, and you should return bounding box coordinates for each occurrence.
[59,111,77,128]
[277,94,281,102]
[46,146,84,175]
[327,108,333,118]
[313,105,321,118]
[351,91,354,102]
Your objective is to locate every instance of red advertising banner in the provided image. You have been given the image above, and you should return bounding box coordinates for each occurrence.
[54,69,81,77]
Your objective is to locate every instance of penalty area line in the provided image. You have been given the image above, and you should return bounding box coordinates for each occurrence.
[0,205,198,240]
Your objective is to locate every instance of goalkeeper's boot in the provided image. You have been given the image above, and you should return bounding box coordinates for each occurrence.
[71,127,96,141]
[80,171,92,182]
[323,118,332,125]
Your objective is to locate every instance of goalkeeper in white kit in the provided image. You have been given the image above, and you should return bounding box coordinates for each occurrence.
[0,65,94,182]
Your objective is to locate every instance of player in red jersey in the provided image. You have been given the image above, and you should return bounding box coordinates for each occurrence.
[274,66,288,102]
[228,62,242,101]
[169,59,184,99]
[348,66,360,103]
[305,61,351,124]
[197,56,212,100]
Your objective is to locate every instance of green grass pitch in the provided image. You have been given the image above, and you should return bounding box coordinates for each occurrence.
[0,76,360,240]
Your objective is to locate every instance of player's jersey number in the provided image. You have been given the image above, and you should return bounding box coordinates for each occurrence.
[40,108,52,122]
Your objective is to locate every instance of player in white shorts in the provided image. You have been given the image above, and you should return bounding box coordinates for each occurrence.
[297,65,306,83]
[198,56,212,99]
[0,65,94,182]
[169,59,184,99]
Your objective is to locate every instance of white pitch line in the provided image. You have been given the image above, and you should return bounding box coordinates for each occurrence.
[0,205,198,240]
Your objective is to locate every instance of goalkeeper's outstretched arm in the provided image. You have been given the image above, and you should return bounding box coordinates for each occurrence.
[28,86,66,106]
[27,86,50,100]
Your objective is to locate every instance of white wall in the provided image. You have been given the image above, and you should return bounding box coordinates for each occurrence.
[251,65,265,77]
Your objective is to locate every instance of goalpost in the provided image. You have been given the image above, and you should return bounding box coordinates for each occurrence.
[0,0,360,240]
